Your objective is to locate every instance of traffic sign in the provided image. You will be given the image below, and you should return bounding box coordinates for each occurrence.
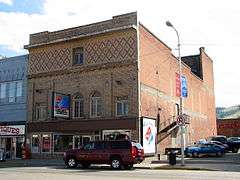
[176,115,185,125]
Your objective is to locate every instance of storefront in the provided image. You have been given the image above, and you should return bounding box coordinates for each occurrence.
[0,125,25,159]
[29,129,132,157]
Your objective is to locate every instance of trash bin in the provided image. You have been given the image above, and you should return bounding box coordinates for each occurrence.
[0,148,6,162]
[168,151,176,165]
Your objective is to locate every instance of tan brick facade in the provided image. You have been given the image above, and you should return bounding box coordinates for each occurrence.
[25,12,216,157]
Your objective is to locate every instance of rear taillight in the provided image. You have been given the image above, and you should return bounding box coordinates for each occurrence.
[131,147,137,158]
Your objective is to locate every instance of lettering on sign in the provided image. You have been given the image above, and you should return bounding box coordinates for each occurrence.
[0,125,25,135]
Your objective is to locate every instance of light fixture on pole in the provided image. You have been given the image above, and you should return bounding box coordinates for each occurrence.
[166,20,185,166]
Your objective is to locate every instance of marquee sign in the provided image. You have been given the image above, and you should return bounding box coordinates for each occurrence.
[0,125,25,136]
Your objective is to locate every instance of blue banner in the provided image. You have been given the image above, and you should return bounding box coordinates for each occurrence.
[181,76,188,98]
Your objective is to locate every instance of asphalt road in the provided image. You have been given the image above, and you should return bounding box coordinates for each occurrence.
[0,167,239,180]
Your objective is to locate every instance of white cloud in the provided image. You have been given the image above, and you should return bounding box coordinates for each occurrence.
[0,0,240,107]
[0,0,13,5]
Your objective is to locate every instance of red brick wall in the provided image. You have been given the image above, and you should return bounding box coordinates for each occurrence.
[217,119,240,137]
[139,24,217,152]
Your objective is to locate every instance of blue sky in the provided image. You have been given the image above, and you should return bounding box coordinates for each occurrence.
[0,0,240,107]
[0,0,43,14]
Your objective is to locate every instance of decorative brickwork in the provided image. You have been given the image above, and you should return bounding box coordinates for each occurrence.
[28,33,137,75]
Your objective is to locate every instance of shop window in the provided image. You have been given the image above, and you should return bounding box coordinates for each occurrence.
[42,134,51,153]
[54,135,73,152]
[36,104,47,120]
[90,91,102,117]
[116,96,129,116]
[73,47,84,65]
[31,135,40,153]
[73,94,84,118]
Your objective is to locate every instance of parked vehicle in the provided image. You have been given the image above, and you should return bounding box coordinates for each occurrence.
[185,143,225,157]
[63,140,144,169]
[208,141,229,152]
[208,136,240,153]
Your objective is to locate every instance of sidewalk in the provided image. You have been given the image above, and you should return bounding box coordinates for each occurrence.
[0,155,239,172]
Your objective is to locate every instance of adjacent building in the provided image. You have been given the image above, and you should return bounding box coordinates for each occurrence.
[0,55,28,159]
[24,12,216,158]
[217,118,240,137]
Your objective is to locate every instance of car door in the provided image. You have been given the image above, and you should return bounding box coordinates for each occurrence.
[78,142,94,163]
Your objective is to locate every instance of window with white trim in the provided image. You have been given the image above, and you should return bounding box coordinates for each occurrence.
[73,47,84,65]
[8,82,16,102]
[73,94,84,118]
[90,91,102,117]
[16,81,23,97]
[116,100,129,116]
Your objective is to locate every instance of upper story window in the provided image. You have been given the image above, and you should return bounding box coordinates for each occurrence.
[0,83,7,99]
[116,97,129,116]
[90,91,102,117]
[73,47,84,65]
[73,93,84,118]
[9,82,16,103]
[16,81,23,97]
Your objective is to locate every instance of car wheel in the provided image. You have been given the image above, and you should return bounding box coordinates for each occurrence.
[216,151,223,157]
[111,158,122,169]
[81,163,91,169]
[66,158,78,168]
[232,147,239,153]
[124,164,133,170]
[192,152,199,158]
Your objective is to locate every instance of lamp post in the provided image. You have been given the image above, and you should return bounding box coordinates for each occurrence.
[166,20,185,166]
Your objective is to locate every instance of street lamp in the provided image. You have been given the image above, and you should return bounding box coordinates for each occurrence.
[166,20,185,166]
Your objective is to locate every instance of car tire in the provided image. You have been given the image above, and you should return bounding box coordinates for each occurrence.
[124,164,133,170]
[81,162,91,169]
[192,152,199,158]
[111,157,122,169]
[232,147,239,153]
[216,151,223,157]
[66,157,78,168]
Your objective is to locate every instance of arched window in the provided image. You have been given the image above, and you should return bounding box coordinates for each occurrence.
[90,91,102,117]
[73,93,84,118]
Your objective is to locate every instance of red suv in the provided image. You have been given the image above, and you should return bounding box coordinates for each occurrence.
[63,140,144,169]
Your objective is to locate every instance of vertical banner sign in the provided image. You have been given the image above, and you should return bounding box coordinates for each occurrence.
[176,73,181,97]
[142,118,156,154]
[181,76,188,97]
[53,92,70,118]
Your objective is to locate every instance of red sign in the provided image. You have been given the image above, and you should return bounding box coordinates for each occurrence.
[176,73,181,97]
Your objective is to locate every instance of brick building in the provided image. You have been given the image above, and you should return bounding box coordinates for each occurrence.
[217,118,240,137]
[24,12,216,158]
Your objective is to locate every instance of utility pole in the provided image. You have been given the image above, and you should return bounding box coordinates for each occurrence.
[166,20,185,166]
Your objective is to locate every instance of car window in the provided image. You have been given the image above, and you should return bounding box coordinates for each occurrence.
[134,143,143,149]
[84,142,94,150]
[111,141,131,149]
[94,142,105,150]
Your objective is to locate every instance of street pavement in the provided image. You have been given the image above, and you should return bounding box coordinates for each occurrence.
[0,166,239,180]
